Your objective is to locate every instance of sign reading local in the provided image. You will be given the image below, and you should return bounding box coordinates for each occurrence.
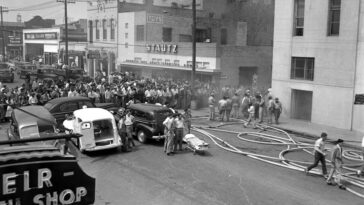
[0,160,95,205]
[146,44,177,53]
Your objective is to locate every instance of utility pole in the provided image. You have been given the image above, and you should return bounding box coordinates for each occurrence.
[0,6,9,62]
[57,0,75,65]
[191,0,196,98]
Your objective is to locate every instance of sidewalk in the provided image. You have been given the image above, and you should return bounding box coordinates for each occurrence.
[188,107,363,149]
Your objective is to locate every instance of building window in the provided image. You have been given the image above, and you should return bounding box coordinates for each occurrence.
[125,33,128,39]
[110,19,115,40]
[102,19,107,40]
[328,0,341,36]
[95,20,100,40]
[291,57,314,81]
[125,23,128,29]
[136,25,144,41]
[125,42,128,48]
[162,27,172,42]
[294,0,305,36]
[221,28,227,45]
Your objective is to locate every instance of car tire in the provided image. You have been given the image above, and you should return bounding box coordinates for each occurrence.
[137,130,147,144]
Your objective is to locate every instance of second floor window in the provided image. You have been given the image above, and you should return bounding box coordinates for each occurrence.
[221,28,227,45]
[162,27,172,42]
[291,57,314,81]
[110,19,115,40]
[103,19,107,40]
[328,0,341,36]
[294,0,305,36]
[95,20,100,40]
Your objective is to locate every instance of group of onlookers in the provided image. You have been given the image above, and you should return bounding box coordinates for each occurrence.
[208,88,283,128]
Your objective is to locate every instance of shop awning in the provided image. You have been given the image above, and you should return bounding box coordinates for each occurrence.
[120,62,221,75]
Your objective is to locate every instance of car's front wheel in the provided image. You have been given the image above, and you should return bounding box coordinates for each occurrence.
[137,130,147,144]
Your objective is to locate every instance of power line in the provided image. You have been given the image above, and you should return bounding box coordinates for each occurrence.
[8,0,57,11]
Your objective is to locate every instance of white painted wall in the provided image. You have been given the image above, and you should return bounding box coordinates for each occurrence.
[272,0,362,130]
[118,12,137,64]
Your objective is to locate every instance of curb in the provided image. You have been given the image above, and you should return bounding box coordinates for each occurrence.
[271,126,362,150]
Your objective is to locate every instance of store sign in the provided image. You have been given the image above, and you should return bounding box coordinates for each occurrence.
[146,44,177,53]
[147,14,163,24]
[9,36,22,44]
[25,32,58,40]
[87,50,101,59]
[0,160,95,205]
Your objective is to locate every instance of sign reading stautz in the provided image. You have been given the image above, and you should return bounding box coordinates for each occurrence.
[0,160,95,205]
[146,44,177,53]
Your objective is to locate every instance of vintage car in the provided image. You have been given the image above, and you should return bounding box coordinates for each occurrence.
[44,96,118,125]
[34,66,66,81]
[0,63,14,83]
[18,62,37,79]
[66,68,87,80]
[128,103,174,143]
[65,108,122,152]
[7,106,58,142]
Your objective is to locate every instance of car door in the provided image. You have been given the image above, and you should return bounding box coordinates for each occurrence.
[53,102,79,125]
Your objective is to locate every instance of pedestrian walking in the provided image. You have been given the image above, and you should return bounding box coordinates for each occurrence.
[225,96,233,122]
[326,139,346,189]
[163,113,176,155]
[117,112,128,152]
[218,96,227,121]
[241,92,251,119]
[273,97,282,124]
[174,114,185,152]
[258,95,265,123]
[208,93,216,121]
[124,110,136,150]
[305,132,328,178]
[243,102,256,128]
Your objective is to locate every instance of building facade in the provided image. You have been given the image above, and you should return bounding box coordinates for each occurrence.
[272,0,364,132]
[115,0,274,90]
[0,22,25,60]
[87,0,118,78]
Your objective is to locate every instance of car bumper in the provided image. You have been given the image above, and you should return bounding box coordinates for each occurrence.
[82,140,121,152]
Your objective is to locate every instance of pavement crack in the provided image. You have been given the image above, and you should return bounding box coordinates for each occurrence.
[238,176,252,205]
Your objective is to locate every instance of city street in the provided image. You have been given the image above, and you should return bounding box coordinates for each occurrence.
[0,110,363,204]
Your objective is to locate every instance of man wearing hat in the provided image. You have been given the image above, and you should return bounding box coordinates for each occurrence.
[327,139,345,189]
[305,132,328,178]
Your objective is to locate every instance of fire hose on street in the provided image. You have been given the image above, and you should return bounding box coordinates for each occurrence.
[191,117,364,199]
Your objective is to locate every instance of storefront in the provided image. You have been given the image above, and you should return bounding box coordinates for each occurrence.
[23,28,60,64]
[7,36,23,60]
[86,49,116,79]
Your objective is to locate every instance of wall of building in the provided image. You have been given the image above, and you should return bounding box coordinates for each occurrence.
[220,46,272,89]
[272,0,361,130]
[353,0,364,132]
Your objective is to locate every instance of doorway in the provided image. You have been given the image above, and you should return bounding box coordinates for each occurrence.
[291,89,313,121]
[239,66,257,88]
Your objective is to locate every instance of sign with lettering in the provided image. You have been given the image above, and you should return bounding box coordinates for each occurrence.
[146,44,177,53]
[8,36,22,44]
[25,33,58,40]
[147,14,163,24]
[0,159,95,204]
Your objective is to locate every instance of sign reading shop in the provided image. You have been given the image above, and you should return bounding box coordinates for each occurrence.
[0,159,95,205]
[146,44,178,54]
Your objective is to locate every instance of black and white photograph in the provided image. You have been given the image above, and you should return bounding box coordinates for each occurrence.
[0,0,363,204]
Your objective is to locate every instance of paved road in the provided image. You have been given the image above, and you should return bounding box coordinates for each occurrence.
[0,77,363,204]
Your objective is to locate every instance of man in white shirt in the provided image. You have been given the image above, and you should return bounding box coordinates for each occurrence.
[163,113,175,155]
[305,132,328,178]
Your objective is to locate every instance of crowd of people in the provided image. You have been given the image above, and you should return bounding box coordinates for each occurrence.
[208,87,283,128]
[0,71,216,121]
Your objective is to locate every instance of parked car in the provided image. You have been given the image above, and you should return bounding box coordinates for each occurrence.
[65,108,122,152]
[128,103,174,143]
[7,106,58,142]
[0,63,14,83]
[34,66,65,81]
[44,96,118,125]
[18,63,37,79]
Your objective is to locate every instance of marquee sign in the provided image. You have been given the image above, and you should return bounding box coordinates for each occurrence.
[146,44,177,53]
[0,159,95,205]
